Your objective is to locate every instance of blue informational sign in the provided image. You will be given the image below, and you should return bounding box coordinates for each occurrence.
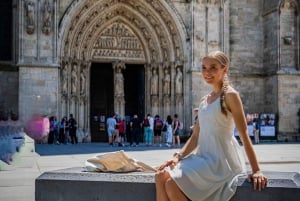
[259,113,276,137]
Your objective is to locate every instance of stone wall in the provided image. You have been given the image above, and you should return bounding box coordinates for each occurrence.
[0,68,19,119]
[230,75,266,113]
[230,0,264,74]
[278,74,300,136]
[19,67,58,123]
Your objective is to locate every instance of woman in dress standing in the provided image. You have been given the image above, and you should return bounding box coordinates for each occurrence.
[155,51,268,201]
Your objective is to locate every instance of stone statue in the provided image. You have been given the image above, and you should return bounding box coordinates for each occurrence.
[25,1,35,34]
[71,65,77,94]
[151,68,158,95]
[62,65,68,94]
[114,67,124,96]
[175,67,183,95]
[80,68,86,95]
[163,68,170,95]
[42,0,51,35]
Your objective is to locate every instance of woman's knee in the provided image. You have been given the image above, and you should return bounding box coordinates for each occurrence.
[165,178,176,191]
[155,170,169,183]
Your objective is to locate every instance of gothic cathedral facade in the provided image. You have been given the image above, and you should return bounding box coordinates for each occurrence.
[0,0,299,142]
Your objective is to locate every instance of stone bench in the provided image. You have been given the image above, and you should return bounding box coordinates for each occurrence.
[35,167,300,201]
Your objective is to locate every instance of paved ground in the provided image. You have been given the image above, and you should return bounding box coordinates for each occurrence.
[0,136,299,201]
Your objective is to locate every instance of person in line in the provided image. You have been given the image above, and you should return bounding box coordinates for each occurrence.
[155,51,268,201]
[189,108,199,135]
[59,116,68,144]
[118,116,126,147]
[154,115,164,147]
[253,118,260,144]
[53,116,59,144]
[47,116,55,144]
[165,115,173,148]
[130,114,142,146]
[149,113,154,145]
[143,114,153,146]
[68,114,77,144]
[172,114,180,148]
[113,114,121,146]
[106,113,117,146]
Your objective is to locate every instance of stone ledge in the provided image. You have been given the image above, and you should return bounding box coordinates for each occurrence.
[35,168,300,201]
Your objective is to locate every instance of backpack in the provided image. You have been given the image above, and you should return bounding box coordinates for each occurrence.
[178,121,183,130]
[143,118,150,127]
[162,122,168,132]
[155,119,163,130]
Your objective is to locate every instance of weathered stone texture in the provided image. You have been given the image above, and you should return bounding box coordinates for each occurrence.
[0,70,19,117]
[230,75,265,112]
[230,0,264,74]
[278,75,300,133]
[263,12,278,74]
[19,67,58,123]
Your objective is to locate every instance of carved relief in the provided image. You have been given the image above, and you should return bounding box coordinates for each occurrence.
[42,0,52,35]
[71,63,78,95]
[281,0,297,12]
[151,67,159,96]
[61,61,68,95]
[25,1,35,34]
[112,60,126,97]
[208,0,221,6]
[175,67,183,95]
[163,67,171,96]
[63,0,185,64]
[80,65,87,95]
[92,23,145,60]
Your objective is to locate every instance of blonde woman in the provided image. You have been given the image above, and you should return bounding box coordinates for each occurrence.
[155,51,268,201]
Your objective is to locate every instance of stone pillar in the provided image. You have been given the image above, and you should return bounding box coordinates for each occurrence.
[162,64,171,118]
[145,63,151,114]
[193,0,206,70]
[280,1,298,70]
[207,1,222,52]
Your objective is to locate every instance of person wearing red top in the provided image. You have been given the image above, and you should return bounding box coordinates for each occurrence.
[118,117,126,147]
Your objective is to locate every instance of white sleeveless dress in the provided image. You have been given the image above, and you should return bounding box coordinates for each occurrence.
[168,96,246,201]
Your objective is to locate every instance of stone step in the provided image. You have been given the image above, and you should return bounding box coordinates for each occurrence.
[35,167,300,201]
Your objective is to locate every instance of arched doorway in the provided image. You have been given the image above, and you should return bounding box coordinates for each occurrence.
[90,62,145,142]
[58,0,187,142]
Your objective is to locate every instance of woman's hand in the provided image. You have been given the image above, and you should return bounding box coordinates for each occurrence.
[157,157,179,171]
[247,171,268,191]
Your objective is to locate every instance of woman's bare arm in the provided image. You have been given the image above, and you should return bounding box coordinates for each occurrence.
[225,90,267,190]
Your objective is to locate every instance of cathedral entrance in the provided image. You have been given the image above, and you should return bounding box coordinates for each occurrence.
[124,64,145,119]
[90,63,145,142]
[90,63,114,142]
[59,0,187,143]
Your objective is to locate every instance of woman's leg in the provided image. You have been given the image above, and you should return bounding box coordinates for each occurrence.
[176,136,180,147]
[155,170,171,201]
[165,178,188,201]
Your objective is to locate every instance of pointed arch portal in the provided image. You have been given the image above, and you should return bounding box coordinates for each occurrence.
[58,0,187,142]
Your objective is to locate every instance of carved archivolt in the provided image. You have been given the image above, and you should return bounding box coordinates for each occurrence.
[60,0,186,64]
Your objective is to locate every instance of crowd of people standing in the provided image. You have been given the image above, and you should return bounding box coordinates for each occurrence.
[106,112,187,148]
[47,114,77,145]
